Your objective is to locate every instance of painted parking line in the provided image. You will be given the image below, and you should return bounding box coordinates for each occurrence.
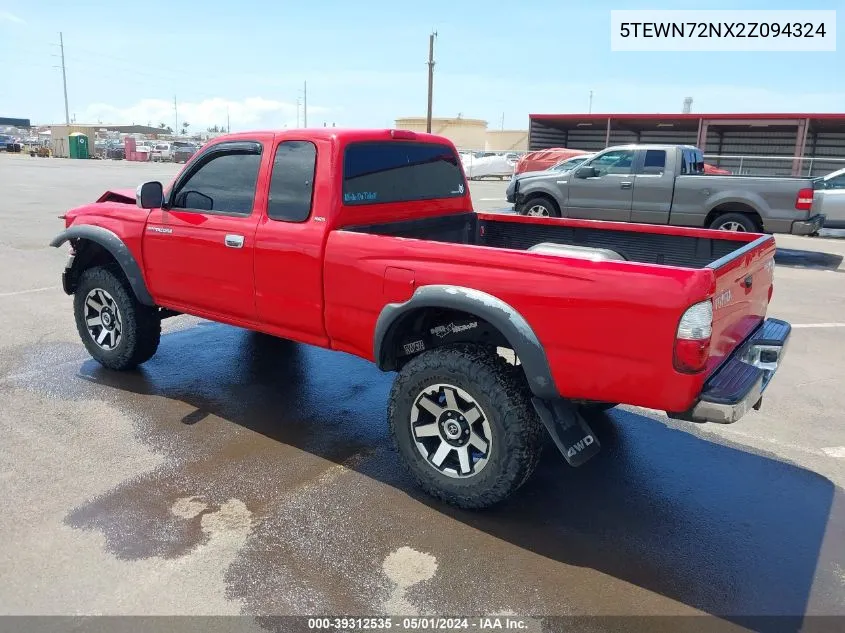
[792,323,845,329]
[0,286,59,298]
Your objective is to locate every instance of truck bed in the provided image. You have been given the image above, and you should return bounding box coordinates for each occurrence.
[344,211,757,269]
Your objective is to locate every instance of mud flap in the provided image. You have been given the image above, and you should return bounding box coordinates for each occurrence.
[531,398,601,467]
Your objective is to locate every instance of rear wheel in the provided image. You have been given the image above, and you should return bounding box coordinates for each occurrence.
[520,196,560,218]
[388,345,544,509]
[73,266,161,370]
[709,212,759,232]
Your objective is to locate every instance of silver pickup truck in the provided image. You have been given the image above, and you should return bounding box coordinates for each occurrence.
[506,144,825,234]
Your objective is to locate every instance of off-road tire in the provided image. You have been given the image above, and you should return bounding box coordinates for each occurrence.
[519,196,561,218]
[388,345,545,509]
[708,212,759,232]
[73,266,161,370]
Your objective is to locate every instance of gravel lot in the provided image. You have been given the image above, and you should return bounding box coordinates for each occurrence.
[1,154,844,628]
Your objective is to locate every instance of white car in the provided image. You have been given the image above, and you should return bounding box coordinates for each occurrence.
[462,152,519,180]
[150,142,173,162]
[813,167,845,229]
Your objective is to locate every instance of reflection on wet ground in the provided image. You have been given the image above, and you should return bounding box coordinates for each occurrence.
[10,323,845,627]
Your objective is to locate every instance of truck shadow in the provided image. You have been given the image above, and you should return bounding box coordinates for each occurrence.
[775,247,843,271]
[70,323,839,626]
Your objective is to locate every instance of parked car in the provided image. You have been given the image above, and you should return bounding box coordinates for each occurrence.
[812,167,845,229]
[515,147,591,174]
[549,154,594,173]
[462,152,519,179]
[171,143,198,163]
[0,134,21,152]
[50,128,792,508]
[704,163,732,175]
[507,144,824,235]
[150,142,173,162]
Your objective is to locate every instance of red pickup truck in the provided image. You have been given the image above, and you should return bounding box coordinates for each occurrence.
[51,128,791,508]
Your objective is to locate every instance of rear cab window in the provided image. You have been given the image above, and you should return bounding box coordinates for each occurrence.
[342,141,466,205]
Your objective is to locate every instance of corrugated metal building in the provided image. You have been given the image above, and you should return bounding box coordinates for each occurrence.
[528,113,845,176]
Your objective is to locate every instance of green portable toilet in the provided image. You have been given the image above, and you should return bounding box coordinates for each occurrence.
[68,133,89,159]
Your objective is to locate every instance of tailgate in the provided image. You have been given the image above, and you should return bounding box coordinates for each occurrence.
[706,236,777,374]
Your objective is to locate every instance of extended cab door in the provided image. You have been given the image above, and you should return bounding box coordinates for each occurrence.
[143,139,270,322]
[630,148,675,224]
[253,138,329,346]
[564,148,635,221]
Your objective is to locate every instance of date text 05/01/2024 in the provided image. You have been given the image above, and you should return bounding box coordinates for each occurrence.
[307,616,530,630]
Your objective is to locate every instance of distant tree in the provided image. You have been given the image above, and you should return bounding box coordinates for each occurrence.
[207,124,221,133]
[158,122,166,129]
[165,126,173,134]
[181,121,190,135]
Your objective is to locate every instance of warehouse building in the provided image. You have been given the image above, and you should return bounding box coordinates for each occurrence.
[395,116,529,151]
[528,113,845,176]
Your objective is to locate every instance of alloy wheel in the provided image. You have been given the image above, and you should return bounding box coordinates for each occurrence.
[84,288,123,350]
[526,204,550,217]
[410,384,493,478]
[718,221,747,231]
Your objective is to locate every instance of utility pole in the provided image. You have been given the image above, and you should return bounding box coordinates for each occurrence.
[426,31,437,133]
[227,106,230,133]
[501,112,505,131]
[59,32,70,125]
[588,90,593,114]
[303,81,308,128]
[173,95,178,134]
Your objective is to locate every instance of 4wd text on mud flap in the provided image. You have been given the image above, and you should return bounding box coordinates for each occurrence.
[566,435,595,458]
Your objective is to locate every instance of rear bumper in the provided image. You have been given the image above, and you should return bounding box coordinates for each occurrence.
[791,214,825,235]
[669,318,791,424]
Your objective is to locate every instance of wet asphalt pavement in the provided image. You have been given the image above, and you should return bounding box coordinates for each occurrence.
[1,155,844,631]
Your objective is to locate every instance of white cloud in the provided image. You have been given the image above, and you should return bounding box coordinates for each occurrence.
[78,97,331,131]
[0,11,24,23]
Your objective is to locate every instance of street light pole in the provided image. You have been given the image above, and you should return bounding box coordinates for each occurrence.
[59,32,70,125]
[426,31,437,133]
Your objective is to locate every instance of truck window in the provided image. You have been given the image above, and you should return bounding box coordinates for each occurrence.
[343,142,465,205]
[590,149,634,176]
[171,151,261,215]
[642,150,666,174]
[268,141,317,222]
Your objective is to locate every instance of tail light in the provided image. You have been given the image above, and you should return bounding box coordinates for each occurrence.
[795,187,814,211]
[674,300,713,373]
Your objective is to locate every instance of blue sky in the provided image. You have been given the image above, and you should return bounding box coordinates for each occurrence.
[0,0,842,131]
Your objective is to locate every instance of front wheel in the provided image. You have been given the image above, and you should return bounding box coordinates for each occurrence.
[388,345,544,509]
[519,196,560,218]
[73,266,161,370]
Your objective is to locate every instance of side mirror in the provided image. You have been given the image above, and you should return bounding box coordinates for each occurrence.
[136,181,164,209]
[575,166,597,179]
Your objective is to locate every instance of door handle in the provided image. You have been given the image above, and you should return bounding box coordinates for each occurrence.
[620,181,633,189]
[225,234,244,248]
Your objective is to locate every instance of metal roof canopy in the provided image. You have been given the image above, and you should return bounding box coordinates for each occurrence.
[528,113,845,176]
[530,112,845,134]
[0,117,31,127]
